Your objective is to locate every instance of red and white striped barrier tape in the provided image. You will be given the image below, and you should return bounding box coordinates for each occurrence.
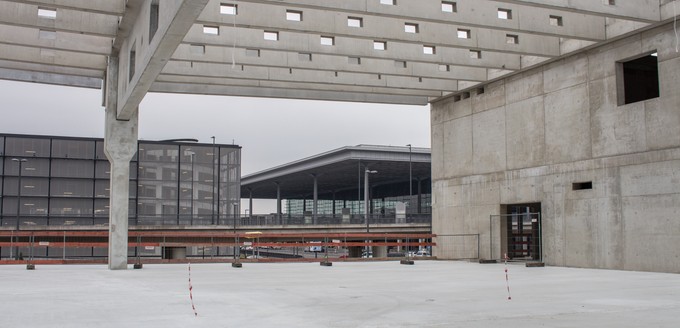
[188,262,198,316]
[504,253,512,300]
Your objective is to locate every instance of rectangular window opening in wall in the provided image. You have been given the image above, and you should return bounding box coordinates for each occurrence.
[506,34,519,44]
[572,182,593,190]
[203,25,219,35]
[477,87,485,95]
[470,50,481,59]
[395,60,407,68]
[604,0,615,5]
[245,48,260,57]
[549,15,563,26]
[264,31,279,41]
[220,3,237,15]
[617,52,659,105]
[38,7,57,19]
[320,36,335,46]
[442,1,457,13]
[380,0,396,5]
[457,29,470,39]
[498,8,512,20]
[438,64,450,72]
[128,43,136,82]
[348,17,363,28]
[286,10,302,21]
[461,92,470,99]
[348,56,361,65]
[405,23,419,33]
[374,41,387,51]
[149,1,159,43]
[453,94,462,102]
[423,45,436,55]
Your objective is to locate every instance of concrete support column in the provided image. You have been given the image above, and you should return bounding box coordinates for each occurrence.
[417,178,423,214]
[372,246,387,258]
[248,189,253,220]
[275,182,281,224]
[104,57,138,270]
[332,191,336,218]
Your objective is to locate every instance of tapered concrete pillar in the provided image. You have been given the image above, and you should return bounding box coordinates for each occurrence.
[104,57,138,270]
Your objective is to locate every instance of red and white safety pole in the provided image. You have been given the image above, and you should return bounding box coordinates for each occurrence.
[504,253,512,300]
[188,262,198,316]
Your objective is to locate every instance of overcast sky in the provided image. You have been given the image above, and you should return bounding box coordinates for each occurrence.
[1,79,430,212]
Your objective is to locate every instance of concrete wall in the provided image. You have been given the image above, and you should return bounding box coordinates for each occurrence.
[431,23,680,273]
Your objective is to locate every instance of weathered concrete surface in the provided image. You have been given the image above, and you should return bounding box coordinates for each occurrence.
[431,23,680,273]
[2,261,680,328]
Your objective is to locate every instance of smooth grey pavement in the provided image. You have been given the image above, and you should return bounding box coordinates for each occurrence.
[2,261,679,327]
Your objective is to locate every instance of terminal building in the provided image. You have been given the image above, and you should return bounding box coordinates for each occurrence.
[241,145,431,227]
[0,133,241,258]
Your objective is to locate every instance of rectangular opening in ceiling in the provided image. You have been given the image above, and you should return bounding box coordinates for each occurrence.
[572,182,593,190]
[245,48,260,57]
[349,56,361,65]
[549,15,563,26]
[38,7,57,19]
[348,17,363,28]
[617,52,659,105]
[423,45,436,55]
[286,10,302,21]
[39,29,56,40]
[320,36,335,46]
[264,31,279,41]
[298,53,312,61]
[405,23,419,33]
[457,29,470,39]
[374,41,387,51]
[395,60,407,68]
[438,64,450,72]
[220,3,237,15]
[380,0,396,5]
[190,44,205,55]
[498,9,512,20]
[441,1,457,13]
[203,25,219,35]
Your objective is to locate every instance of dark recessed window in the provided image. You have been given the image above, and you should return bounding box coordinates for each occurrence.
[618,53,659,105]
[572,182,593,190]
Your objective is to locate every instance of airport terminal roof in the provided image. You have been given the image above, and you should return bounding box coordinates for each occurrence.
[1,0,677,107]
[241,145,430,199]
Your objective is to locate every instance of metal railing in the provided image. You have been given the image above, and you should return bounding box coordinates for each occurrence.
[0,213,431,228]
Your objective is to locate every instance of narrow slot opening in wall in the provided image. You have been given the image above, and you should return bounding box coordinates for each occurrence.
[617,52,659,105]
[38,7,57,19]
[572,182,593,190]
[149,1,159,43]
[129,43,136,82]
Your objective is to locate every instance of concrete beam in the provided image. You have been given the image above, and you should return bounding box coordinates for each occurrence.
[116,0,209,121]
[0,0,126,16]
[0,67,101,88]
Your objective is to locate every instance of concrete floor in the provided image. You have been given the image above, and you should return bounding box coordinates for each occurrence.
[1,261,679,327]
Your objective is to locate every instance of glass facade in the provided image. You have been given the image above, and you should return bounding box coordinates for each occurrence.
[0,134,241,227]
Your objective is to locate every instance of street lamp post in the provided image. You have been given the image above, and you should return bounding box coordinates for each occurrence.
[11,158,27,261]
[364,169,377,257]
[211,136,216,225]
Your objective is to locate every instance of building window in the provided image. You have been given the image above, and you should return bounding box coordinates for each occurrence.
[264,31,279,41]
[438,64,450,72]
[498,8,512,20]
[286,10,302,21]
[149,1,159,43]
[395,60,407,68]
[457,29,470,39]
[203,25,219,35]
[549,15,563,26]
[348,17,363,28]
[374,41,387,51]
[506,34,519,44]
[348,56,361,65]
[423,45,436,55]
[405,23,419,33]
[320,36,335,46]
[220,3,237,15]
[572,182,593,190]
[469,50,481,59]
[38,7,57,19]
[245,48,260,57]
[380,0,396,5]
[617,52,659,105]
[441,1,457,13]
[604,0,616,5]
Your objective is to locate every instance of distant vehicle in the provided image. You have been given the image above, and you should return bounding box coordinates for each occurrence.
[414,250,430,257]
[361,252,373,258]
